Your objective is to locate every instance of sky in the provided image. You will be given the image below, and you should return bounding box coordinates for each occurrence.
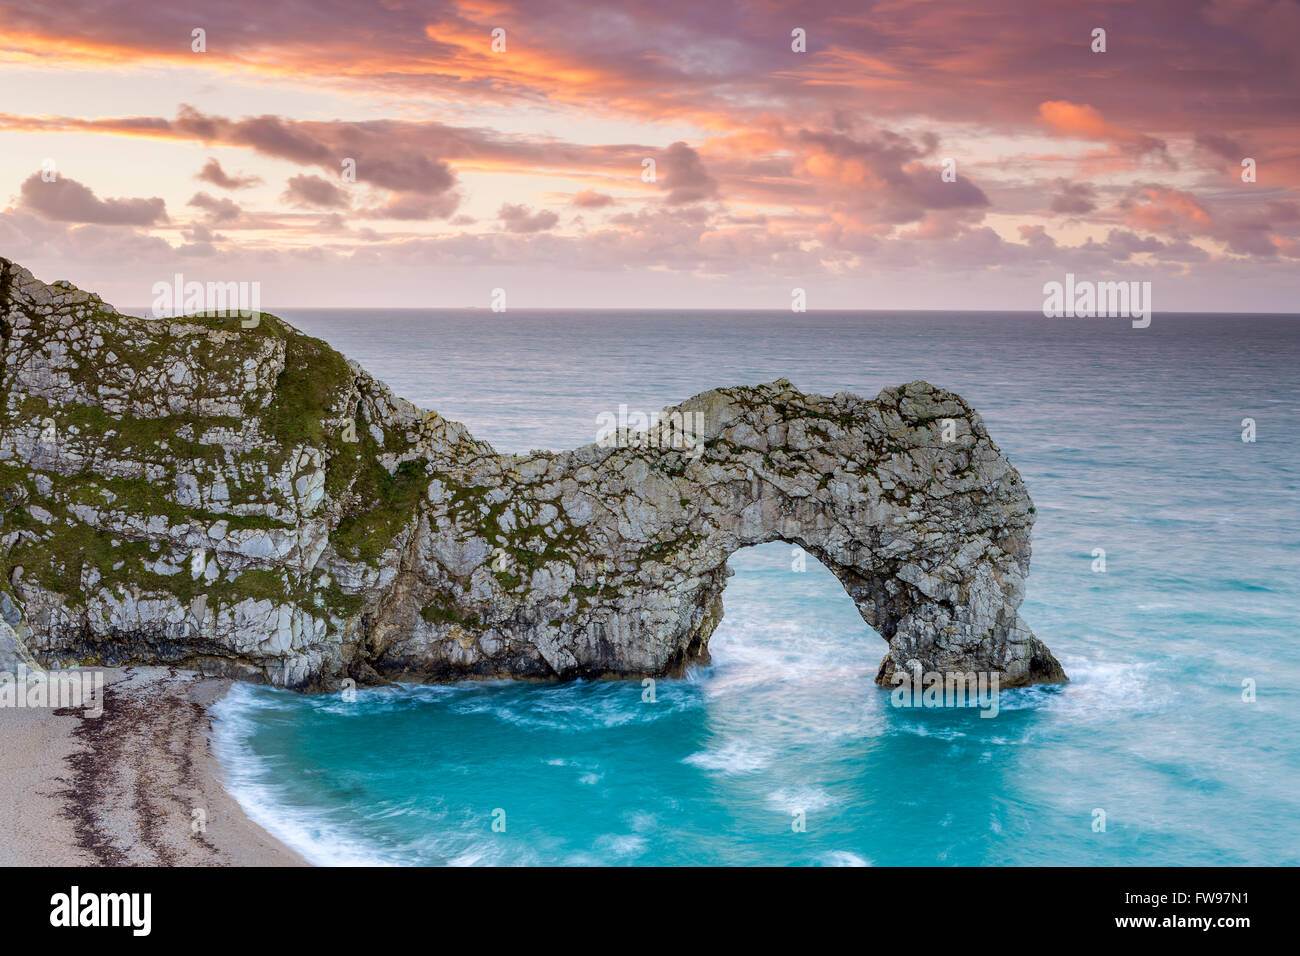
[1,0,1298,311]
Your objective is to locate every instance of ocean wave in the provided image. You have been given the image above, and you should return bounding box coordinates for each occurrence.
[210,684,408,866]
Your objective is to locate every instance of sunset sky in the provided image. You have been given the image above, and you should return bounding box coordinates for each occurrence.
[2,0,1298,310]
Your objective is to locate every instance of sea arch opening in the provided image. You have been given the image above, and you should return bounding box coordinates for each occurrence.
[705,540,889,686]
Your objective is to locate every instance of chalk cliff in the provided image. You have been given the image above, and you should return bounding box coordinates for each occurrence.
[0,258,1066,689]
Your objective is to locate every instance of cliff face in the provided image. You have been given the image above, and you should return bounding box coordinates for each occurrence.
[0,258,1065,689]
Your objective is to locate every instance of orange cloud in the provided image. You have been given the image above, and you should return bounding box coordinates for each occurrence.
[1037,100,1168,163]
[1039,101,1112,139]
[1124,186,1213,234]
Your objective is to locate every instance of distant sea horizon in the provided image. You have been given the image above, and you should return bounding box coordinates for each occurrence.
[119,305,1300,316]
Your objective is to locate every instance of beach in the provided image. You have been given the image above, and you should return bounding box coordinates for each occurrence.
[0,666,306,867]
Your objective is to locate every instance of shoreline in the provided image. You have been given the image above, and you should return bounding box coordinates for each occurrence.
[0,665,308,867]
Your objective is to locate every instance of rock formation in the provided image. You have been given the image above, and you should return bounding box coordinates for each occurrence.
[0,257,1066,690]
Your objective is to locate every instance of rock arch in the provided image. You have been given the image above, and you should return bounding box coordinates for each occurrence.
[378,378,1066,690]
[0,259,1065,689]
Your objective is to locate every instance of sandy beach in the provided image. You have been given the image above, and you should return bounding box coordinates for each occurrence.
[0,666,306,867]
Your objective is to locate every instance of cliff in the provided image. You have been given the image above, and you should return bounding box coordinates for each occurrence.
[0,257,1066,689]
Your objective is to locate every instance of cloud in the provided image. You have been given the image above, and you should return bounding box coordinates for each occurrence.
[1122,186,1213,235]
[207,112,333,165]
[0,106,641,193]
[498,203,559,233]
[282,174,350,209]
[1037,101,1168,160]
[1119,185,1298,258]
[196,158,261,189]
[658,142,718,204]
[19,105,463,203]
[316,213,349,233]
[173,107,459,196]
[1195,133,1245,162]
[794,128,988,236]
[572,189,615,208]
[1049,180,1097,215]
[17,173,167,226]
[187,192,242,223]
[363,192,460,220]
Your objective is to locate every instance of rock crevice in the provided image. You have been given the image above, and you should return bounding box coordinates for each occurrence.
[0,258,1066,689]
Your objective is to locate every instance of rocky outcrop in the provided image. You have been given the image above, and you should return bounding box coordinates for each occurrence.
[0,258,1066,689]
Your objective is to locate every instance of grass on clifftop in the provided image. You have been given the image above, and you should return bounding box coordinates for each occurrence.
[153,310,431,565]
[0,298,430,624]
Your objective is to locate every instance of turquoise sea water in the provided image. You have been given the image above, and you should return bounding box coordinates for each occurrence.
[209,310,1300,866]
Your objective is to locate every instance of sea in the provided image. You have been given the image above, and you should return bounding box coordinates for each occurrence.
[205,309,1300,866]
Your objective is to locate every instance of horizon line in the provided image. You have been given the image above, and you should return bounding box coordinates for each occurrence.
[115,305,1300,318]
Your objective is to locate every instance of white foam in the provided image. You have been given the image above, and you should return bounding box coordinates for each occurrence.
[767,786,835,813]
[594,834,648,858]
[682,739,770,774]
[210,684,405,866]
[821,850,871,866]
